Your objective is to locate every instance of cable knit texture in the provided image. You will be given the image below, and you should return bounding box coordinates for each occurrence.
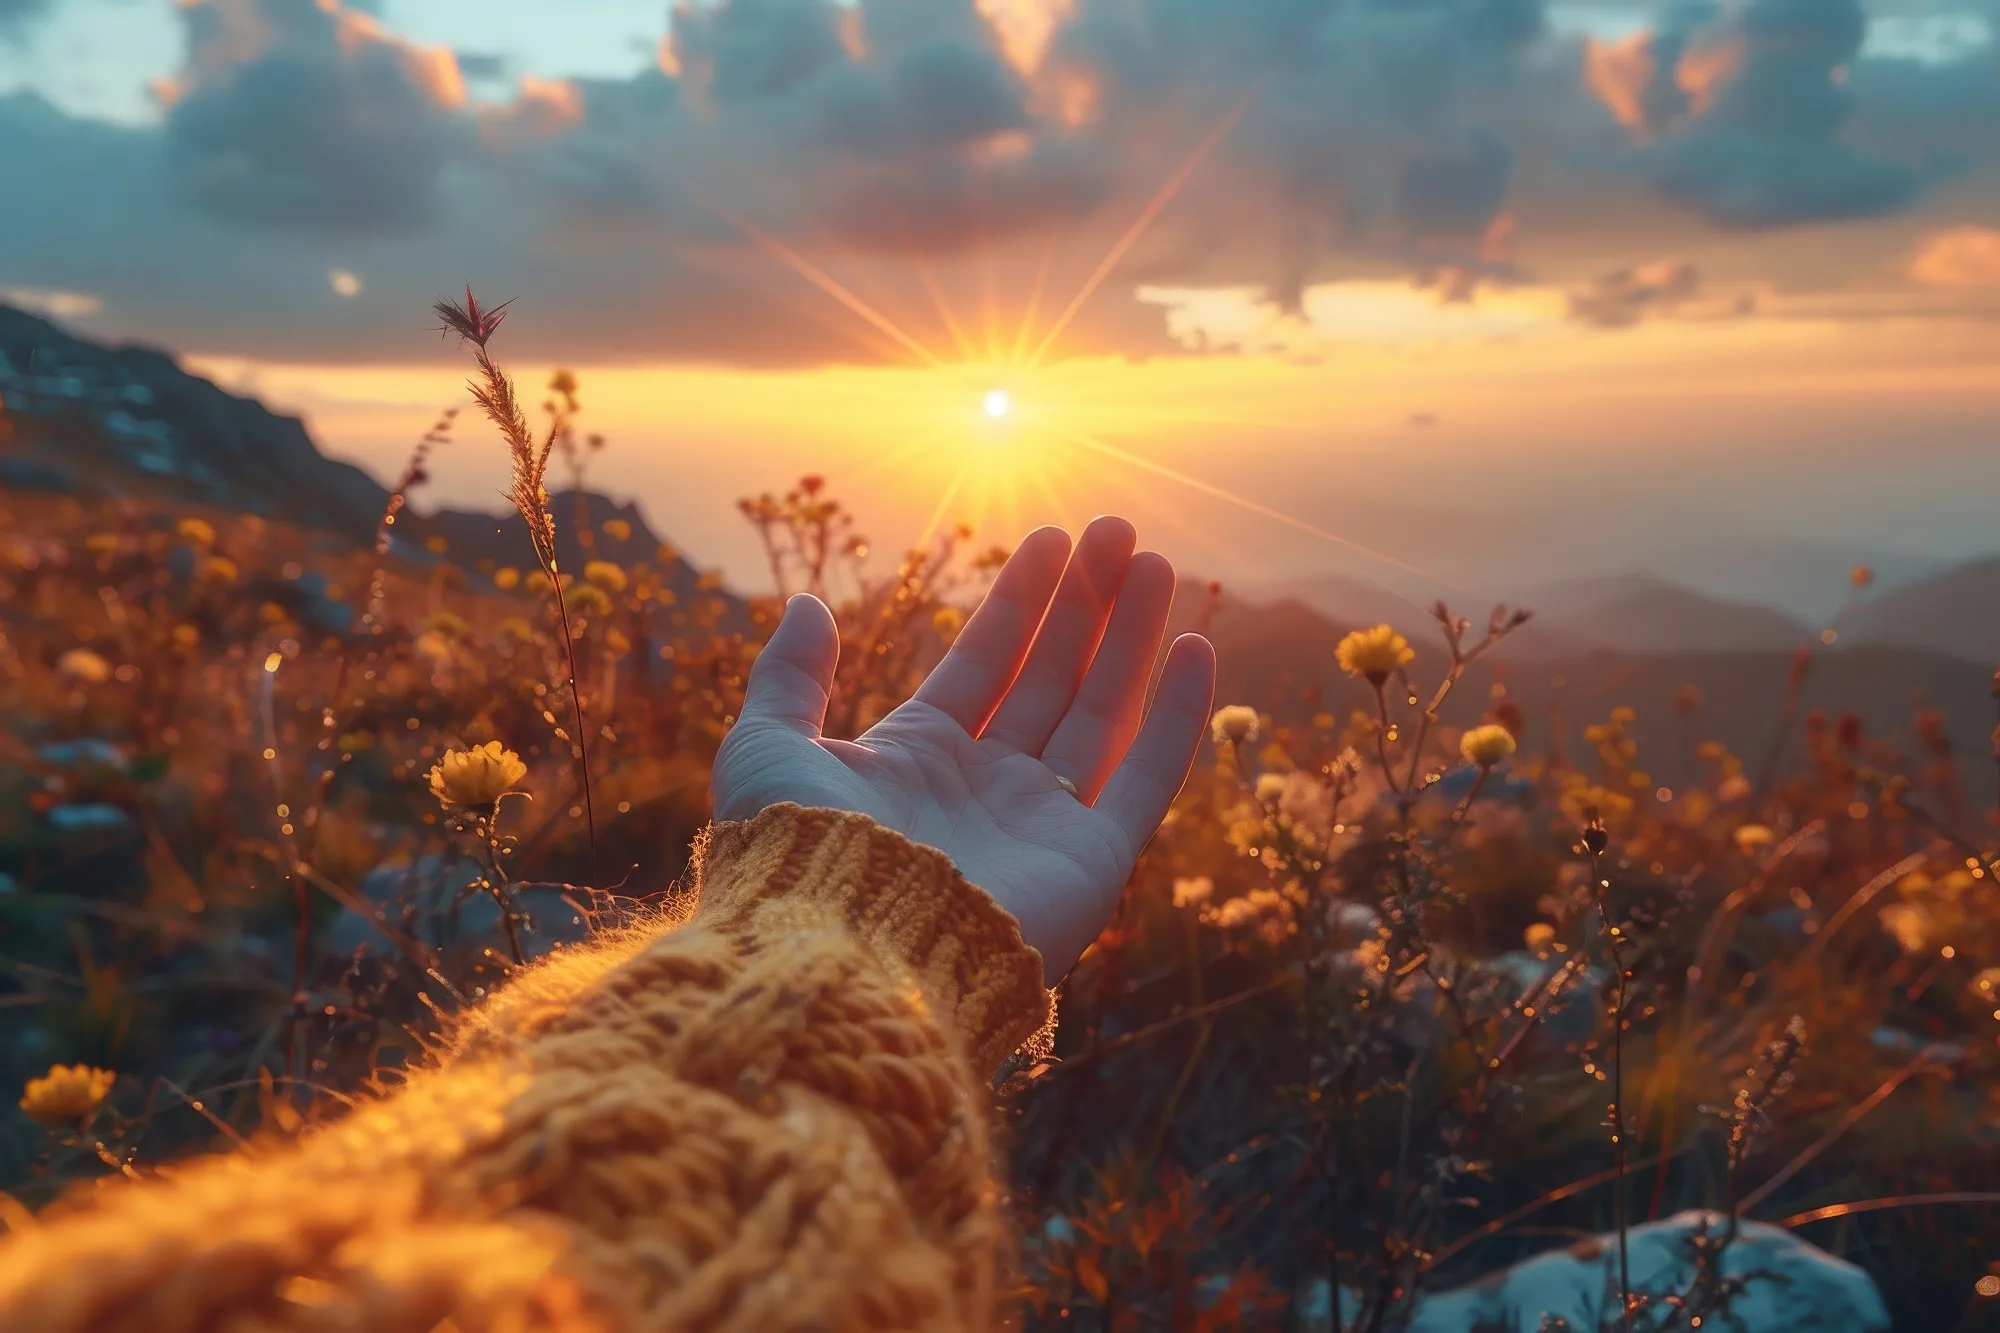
[0,804,1053,1333]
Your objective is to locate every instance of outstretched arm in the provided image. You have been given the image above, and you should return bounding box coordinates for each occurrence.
[0,520,1214,1333]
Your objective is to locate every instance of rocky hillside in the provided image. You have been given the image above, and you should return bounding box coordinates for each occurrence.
[0,303,724,608]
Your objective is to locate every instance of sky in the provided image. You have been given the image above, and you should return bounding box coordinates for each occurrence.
[1,0,1997,614]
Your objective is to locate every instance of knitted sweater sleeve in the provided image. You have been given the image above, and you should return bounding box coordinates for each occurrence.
[0,804,1054,1333]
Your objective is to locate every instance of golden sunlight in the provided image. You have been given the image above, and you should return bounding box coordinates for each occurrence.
[983,388,1013,421]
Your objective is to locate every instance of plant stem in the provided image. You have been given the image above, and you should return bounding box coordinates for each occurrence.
[1591,844,1633,1333]
[544,557,600,887]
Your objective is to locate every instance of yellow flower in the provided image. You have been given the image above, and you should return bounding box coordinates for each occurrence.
[1335,624,1414,683]
[171,624,200,647]
[1734,824,1775,854]
[1524,922,1557,953]
[565,584,614,618]
[197,555,238,584]
[1254,773,1288,804]
[932,606,965,642]
[1716,775,1752,803]
[602,518,632,542]
[56,648,113,684]
[19,1064,115,1128]
[1209,705,1261,746]
[1459,723,1518,767]
[583,560,628,593]
[1172,876,1215,909]
[493,566,522,591]
[427,742,528,807]
[177,517,216,548]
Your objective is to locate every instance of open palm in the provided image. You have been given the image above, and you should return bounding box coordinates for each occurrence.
[713,518,1217,979]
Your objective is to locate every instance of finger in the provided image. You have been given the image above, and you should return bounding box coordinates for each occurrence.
[980,516,1137,753]
[737,594,839,737]
[1095,634,1217,852]
[1039,551,1176,799]
[911,526,1072,732]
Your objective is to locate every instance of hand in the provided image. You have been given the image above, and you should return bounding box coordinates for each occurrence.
[712,517,1217,979]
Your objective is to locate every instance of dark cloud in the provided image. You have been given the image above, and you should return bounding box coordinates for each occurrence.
[0,0,1995,367]
[0,0,49,38]
[455,51,510,82]
[164,0,468,234]
[1591,0,1923,227]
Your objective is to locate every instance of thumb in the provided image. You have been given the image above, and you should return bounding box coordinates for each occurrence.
[739,593,839,736]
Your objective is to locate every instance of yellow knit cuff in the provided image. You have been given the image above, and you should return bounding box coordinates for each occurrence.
[692,804,1053,1074]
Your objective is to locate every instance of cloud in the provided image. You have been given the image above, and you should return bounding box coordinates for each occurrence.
[1910,225,2000,286]
[161,0,470,234]
[0,0,1995,367]
[1582,0,1923,227]
[1565,259,1699,327]
[0,0,49,37]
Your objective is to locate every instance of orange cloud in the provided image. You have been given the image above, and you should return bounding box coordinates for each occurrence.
[1909,227,2000,287]
[1584,32,1656,136]
[1674,37,1742,117]
[977,0,1073,78]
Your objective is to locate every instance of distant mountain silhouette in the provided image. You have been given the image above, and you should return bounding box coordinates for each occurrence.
[1174,590,1997,807]
[1843,556,2000,666]
[1520,574,1812,655]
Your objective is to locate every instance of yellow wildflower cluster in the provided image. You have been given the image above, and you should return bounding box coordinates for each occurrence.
[1209,706,1260,747]
[19,1064,115,1128]
[428,742,528,807]
[1335,624,1414,683]
[1458,723,1517,767]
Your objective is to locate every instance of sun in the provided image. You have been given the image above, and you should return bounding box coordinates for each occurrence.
[982,387,1013,420]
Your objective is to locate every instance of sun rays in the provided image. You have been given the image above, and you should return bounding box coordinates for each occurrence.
[689,87,1460,605]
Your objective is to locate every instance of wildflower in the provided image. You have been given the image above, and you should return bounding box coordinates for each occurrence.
[177,517,216,548]
[197,555,238,583]
[1879,903,1928,954]
[19,1064,115,1128]
[171,624,200,648]
[428,742,528,807]
[1459,723,1517,768]
[1254,773,1287,804]
[1734,824,1775,854]
[602,519,632,542]
[56,648,113,683]
[1524,922,1557,954]
[583,560,628,593]
[932,606,964,643]
[493,567,521,591]
[565,584,614,618]
[1210,706,1260,747]
[1716,774,1752,803]
[1335,624,1414,684]
[1172,876,1214,909]
[604,627,632,657]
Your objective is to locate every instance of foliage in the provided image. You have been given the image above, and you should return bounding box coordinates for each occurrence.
[3,330,1998,1332]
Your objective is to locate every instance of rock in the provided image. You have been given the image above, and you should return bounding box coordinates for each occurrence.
[328,853,596,960]
[0,455,76,492]
[1293,1211,1887,1330]
[1481,950,1606,1046]
[37,738,131,774]
[44,802,136,835]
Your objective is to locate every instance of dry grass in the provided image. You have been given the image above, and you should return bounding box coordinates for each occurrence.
[1,304,1997,1331]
